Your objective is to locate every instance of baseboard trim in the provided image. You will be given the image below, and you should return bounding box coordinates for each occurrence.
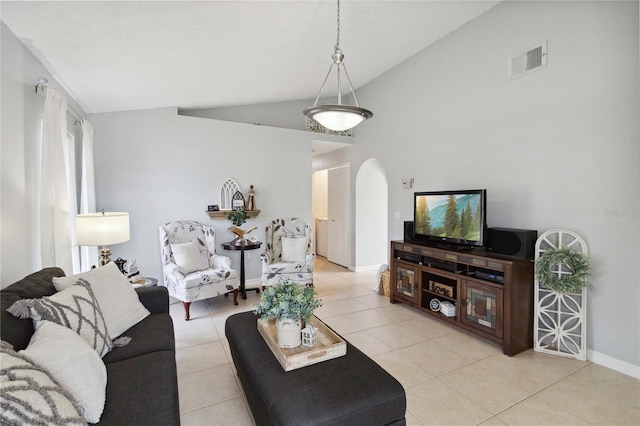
[354,264,383,272]
[244,278,262,289]
[587,349,640,379]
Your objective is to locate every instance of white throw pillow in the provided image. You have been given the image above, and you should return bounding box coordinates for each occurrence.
[8,280,113,357]
[281,237,308,263]
[52,262,150,339]
[171,241,208,274]
[20,321,107,424]
[0,344,85,425]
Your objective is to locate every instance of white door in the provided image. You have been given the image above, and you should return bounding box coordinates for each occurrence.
[316,218,328,257]
[327,165,351,268]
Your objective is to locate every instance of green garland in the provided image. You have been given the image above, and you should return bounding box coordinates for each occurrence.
[535,246,590,294]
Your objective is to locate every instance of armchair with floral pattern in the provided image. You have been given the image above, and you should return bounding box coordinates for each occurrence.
[261,218,315,286]
[159,220,238,320]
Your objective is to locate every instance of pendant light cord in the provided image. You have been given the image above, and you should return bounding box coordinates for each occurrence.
[305,0,370,115]
[335,0,341,53]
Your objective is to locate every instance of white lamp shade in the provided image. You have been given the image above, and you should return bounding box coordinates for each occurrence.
[303,105,373,132]
[76,212,130,246]
[312,110,364,132]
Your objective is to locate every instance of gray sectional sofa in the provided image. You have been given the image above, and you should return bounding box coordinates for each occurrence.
[0,267,180,425]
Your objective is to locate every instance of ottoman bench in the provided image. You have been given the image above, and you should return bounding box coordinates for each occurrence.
[225,311,406,426]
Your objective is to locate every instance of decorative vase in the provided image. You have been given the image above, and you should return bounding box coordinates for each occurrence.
[276,317,302,348]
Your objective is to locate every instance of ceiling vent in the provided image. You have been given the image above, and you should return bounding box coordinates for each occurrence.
[508,41,547,80]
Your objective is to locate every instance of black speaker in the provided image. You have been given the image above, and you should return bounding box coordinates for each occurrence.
[486,227,537,259]
[404,221,416,243]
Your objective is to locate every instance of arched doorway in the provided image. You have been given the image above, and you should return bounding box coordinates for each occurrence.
[355,159,388,270]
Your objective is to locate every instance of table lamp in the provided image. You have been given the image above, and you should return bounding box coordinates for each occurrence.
[76,212,130,266]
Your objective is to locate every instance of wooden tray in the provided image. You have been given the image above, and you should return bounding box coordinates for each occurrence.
[257,316,347,371]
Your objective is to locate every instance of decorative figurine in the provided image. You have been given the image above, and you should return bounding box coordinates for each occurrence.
[246,185,256,211]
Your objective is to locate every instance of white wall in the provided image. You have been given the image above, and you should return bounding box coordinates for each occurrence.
[348,1,638,373]
[90,108,314,284]
[355,159,388,270]
[312,169,328,219]
[1,23,86,287]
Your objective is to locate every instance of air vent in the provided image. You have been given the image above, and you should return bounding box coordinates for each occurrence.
[508,41,547,80]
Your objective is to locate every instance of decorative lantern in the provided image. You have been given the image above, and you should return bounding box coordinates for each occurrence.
[301,324,317,347]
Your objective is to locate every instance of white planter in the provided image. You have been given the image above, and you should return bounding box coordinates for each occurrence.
[276,318,302,348]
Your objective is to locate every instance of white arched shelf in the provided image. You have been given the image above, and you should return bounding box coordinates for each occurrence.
[534,229,588,361]
[206,178,261,220]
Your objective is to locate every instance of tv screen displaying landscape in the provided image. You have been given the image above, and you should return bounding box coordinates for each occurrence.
[414,192,483,243]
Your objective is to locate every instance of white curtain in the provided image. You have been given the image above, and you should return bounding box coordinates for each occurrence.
[40,86,72,272]
[80,119,98,271]
[63,132,80,273]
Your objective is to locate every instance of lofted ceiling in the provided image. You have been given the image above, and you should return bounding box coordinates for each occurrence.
[2,1,500,115]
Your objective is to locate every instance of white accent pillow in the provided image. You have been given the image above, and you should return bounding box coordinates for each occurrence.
[281,237,308,263]
[9,280,113,357]
[52,262,150,339]
[212,255,231,270]
[171,241,208,274]
[0,344,85,425]
[20,321,107,424]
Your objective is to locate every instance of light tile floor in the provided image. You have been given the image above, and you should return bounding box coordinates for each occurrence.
[171,258,640,426]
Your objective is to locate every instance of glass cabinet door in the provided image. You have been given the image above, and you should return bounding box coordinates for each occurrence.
[394,263,418,302]
[460,280,503,338]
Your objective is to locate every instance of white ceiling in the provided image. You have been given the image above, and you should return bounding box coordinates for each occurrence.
[1,1,500,114]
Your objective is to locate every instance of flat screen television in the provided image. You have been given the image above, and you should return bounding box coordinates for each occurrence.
[413,189,487,249]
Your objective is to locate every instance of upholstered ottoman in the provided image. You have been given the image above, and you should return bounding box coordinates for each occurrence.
[225,312,406,426]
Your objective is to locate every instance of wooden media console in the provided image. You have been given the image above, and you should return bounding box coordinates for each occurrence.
[390,241,534,356]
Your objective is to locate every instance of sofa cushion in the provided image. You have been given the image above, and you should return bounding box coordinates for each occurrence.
[1,267,64,299]
[9,280,113,357]
[20,321,107,423]
[0,343,86,425]
[135,286,170,314]
[1,292,34,351]
[102,313,175,364]
[1,268,65,351]
[53,262,151,339]
[98,351,179,426]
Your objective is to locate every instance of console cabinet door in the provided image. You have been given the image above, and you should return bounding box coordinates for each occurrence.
[460,280,503,339]
[393,262,419,305]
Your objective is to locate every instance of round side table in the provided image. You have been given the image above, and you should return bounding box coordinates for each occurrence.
[222,240,262,299]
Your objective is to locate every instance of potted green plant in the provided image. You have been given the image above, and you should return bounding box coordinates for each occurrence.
[227,208,248,226]
[254,279,323,348]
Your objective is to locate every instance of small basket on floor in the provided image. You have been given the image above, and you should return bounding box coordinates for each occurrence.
[381,271,391,297]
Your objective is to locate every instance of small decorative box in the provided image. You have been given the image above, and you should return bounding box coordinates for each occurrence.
[440,301,456,317]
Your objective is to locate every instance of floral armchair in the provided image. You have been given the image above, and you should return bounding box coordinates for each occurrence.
[158,221,238,320]
[261,218,315,286]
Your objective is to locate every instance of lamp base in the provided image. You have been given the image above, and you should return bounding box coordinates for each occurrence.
[99,246,112,266]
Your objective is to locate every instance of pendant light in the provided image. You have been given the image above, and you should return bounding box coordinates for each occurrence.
[303,0,373,132]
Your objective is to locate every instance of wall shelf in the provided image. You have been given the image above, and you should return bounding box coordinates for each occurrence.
[206,210,261,220]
